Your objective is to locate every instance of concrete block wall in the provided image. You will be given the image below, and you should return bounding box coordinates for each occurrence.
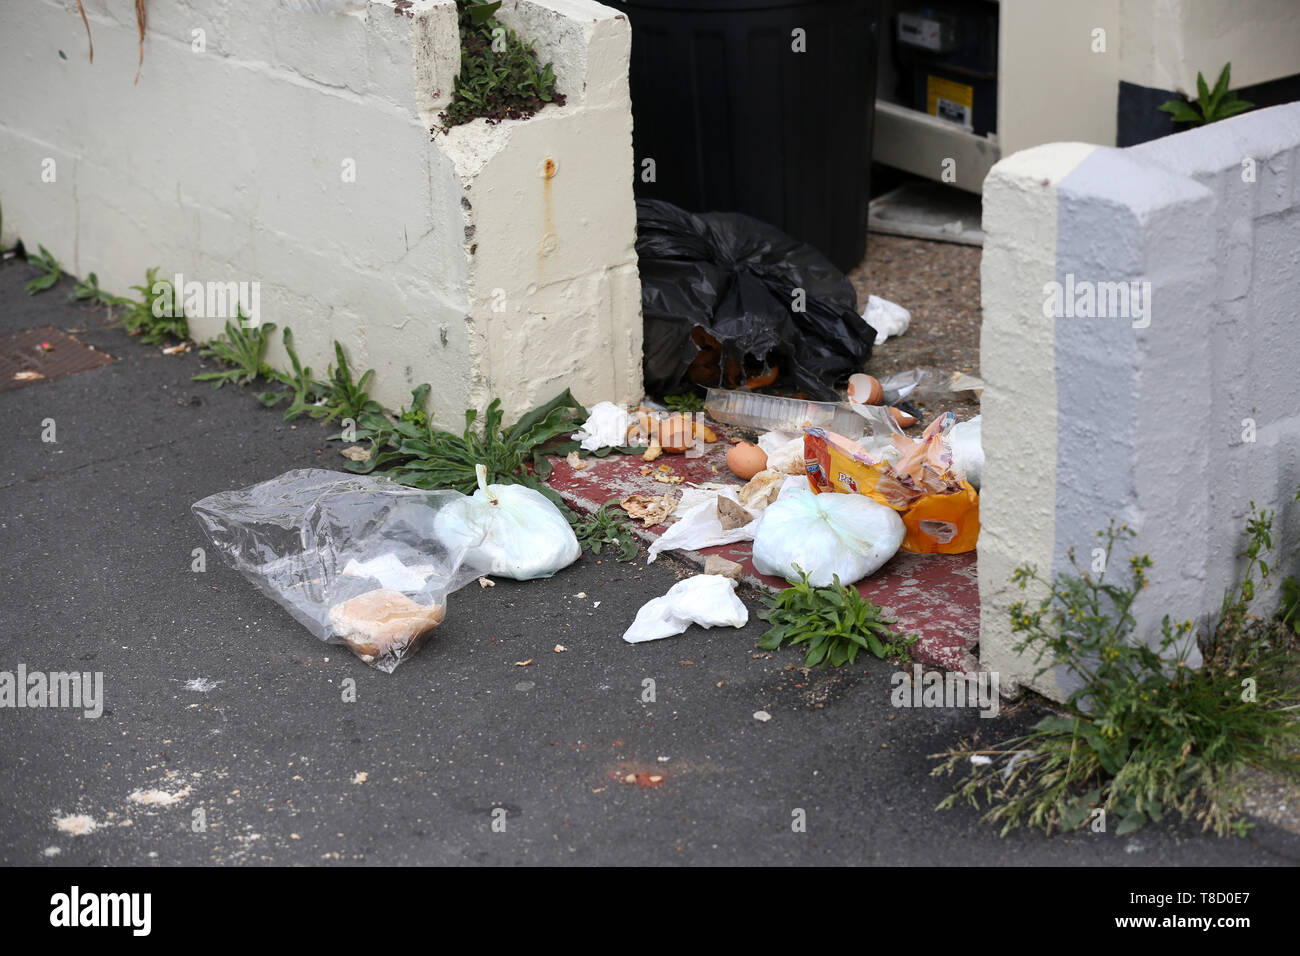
[0,0,643,423]
[980,103,1300,699]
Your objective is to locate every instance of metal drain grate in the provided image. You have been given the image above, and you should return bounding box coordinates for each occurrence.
[0,326,115,392]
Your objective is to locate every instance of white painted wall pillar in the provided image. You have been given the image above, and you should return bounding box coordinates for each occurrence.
[980,103,1300,699]
[0,0,643,424]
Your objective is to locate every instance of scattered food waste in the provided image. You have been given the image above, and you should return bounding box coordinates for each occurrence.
[620,492,677,527]
[329,589,446,664]
[725,441,767,480]
[128,787,192,806]
[614,770,666,788]
[53,814,99,836]
[703,555,743,580]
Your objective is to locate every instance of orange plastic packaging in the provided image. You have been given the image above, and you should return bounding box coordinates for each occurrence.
[803,428,910,509]
[803,423,979,554]
[900,481,979,554]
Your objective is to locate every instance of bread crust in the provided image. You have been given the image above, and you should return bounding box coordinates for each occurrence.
[328,589,446,663]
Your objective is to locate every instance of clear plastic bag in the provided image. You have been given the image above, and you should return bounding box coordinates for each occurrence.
[877,367,984,404]
[192,469,487,671]
[751,486,905,586]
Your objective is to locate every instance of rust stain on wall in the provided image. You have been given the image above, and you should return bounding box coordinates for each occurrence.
[539,156,558,274]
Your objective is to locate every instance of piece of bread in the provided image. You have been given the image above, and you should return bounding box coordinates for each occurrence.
[328,588,446,663]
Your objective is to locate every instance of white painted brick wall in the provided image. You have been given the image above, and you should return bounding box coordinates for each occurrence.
[0,0,643,424]
[980,104,1300,699]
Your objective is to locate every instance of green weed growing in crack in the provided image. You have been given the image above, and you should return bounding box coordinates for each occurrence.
[932,510,1300,837]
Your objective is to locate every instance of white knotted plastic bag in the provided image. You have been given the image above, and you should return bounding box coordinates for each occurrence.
[752,487,904,586]
[436,465,581,580]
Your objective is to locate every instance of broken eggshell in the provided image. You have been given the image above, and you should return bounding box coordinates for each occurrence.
[848,373,884,405]
[888,406,918,428]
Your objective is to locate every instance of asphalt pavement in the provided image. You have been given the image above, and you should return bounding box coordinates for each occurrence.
[1,256,1296,866]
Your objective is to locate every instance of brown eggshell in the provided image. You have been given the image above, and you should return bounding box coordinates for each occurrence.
[848,373,883,405]
[888,406,918,428]
[726,442,767,480]
[659,414,694,454]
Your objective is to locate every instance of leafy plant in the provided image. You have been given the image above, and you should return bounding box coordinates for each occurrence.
[1276,486,1300,637]
[193,315,276,388]
[757,566,916,667]
[572,500,640,562]
[257,327,331,420]
[664,391,705,413]
[932,513,1300,837]
[1280,577,1300,637]
[70,272,127,308]
[24,245,63,294]
[398,383,431,430]
[337,389,586,512]
[1158,63,1254,127]
[120,267,188,344]
[316,342,382,423]
[436,0,566,130]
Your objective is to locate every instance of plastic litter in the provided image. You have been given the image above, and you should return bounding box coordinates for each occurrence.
[948,415,983,490]
[878,367,985,404]
[637,199,875,401]
[751,486,905,586]
[803,416,981,555]
[342,554,439,593]
[862,295,911,346]
[901,481,981,554]
[622,574,749,643]
[192,469,488,671]
[676,482,740,515]
[436,465,581,580]
[706,386,868,439]
[572,401,632,452]
[756,430,804,474]
[647,487,756,562]
[845,399,907,446]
